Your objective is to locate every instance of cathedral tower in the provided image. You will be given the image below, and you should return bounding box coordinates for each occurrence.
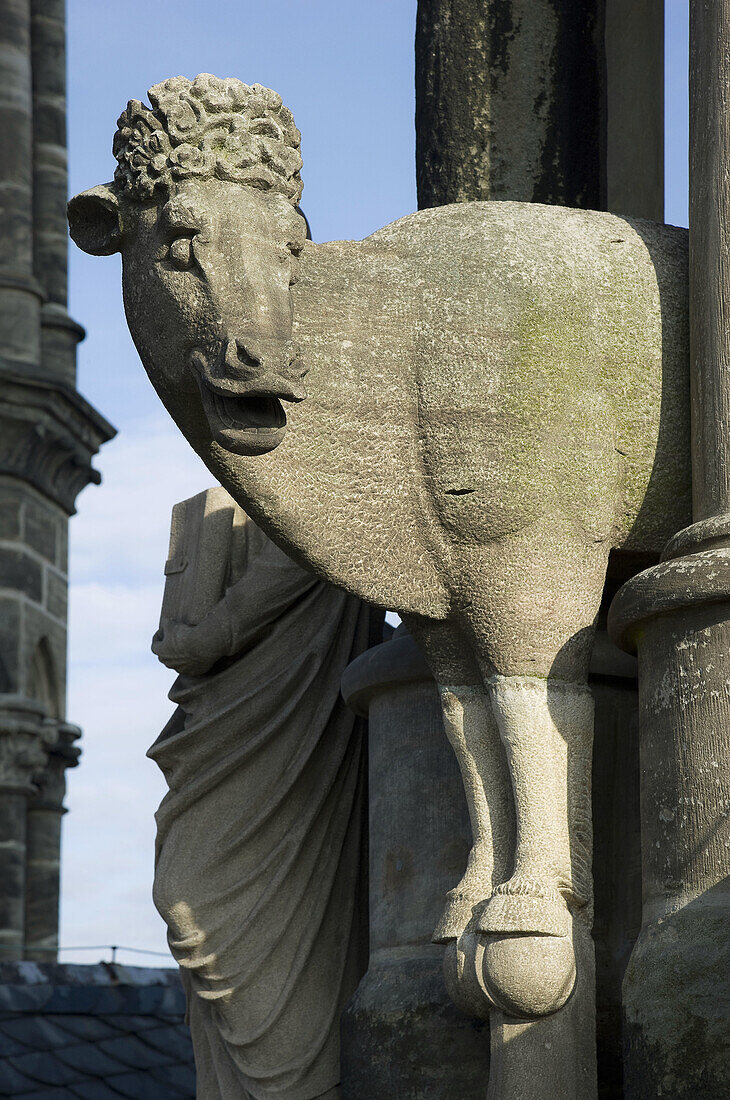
[0,0,113,962]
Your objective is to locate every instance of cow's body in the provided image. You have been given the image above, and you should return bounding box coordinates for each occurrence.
[211,202,689,624]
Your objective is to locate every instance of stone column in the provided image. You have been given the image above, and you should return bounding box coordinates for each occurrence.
[0,0,113,965]
[0,699,51,962]
[416,0,664,219]
[608,1,730,1093]
[604,0,664,221]
[415,0,605,210]
[340,628,490,1100]
[0,0,42,376]
[31,0,85,387]
[415,4,662,1095]
[24,721,79,961]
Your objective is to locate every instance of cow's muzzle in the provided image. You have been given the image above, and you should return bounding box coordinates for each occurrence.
[190,343,307,456]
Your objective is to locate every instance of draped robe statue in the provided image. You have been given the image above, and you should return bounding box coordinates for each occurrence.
[148,488,381,1099]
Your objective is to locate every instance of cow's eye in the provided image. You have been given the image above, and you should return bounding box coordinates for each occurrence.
[168,236,196,270]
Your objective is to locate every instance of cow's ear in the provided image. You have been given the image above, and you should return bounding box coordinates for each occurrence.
[68,184,122,256]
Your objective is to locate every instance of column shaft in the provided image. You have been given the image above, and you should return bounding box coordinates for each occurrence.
[0,0,41,373]
[0,793,27,962]
[604,0,664,221]
[24,723,79,962]
[0,700,51,960]
[688,0,730,524]
[608,8,730,1090]
[415,0,605,209]
[32,0,84,387]
[340,632,490,1099]
[24,804,61,960]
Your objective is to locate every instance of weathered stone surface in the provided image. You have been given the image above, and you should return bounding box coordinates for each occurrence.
[0,498,21,541]
[485,923,596,1100]
[0,700,54,963]
[415,0,604,210]
[23,498,58,562]
[70,75,692,1095]
[24,720,79,963]
[609,552,730,1096]
[604,5,730,1093]
[341,628,490,1098]
[0,0,110,970]
[45,569,66,621]
[0,792,26,962]
[22,603,66,715]
[0,374,113,515]
[150,487,379,1099]
[0,548,42,602]
[0,0,41,376]
[0,597,21,694]
[604,0,664,221]
[416,1,664,221]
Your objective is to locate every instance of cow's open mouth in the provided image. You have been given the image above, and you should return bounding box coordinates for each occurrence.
[197,378,288,456]
[210,389,286,433]
[190,344,303,456]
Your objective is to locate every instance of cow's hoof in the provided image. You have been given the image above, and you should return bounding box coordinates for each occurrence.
[481,933,576,1017]
[432,887,482,944]
[478,877,572,937]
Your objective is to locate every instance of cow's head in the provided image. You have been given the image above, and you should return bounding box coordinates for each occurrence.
[68,75,308,457]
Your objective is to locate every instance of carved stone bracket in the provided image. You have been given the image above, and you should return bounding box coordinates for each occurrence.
[30,720,81,812]
[0,698,57,794]
[0,369,115,514]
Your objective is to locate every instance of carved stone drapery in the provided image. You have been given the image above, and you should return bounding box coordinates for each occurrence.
[150,489,379,1100]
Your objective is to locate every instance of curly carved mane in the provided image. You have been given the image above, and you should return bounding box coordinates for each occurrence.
[113,74,303,205]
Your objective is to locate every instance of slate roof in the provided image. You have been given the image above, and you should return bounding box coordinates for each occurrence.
[0,961,195,1098]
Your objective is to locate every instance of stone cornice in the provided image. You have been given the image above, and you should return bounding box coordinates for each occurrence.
[0,368,116,514]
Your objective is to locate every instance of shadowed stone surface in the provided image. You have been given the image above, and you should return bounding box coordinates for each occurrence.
[416,0,604,210]
[604,3,730,1094]
[341,628,490,1098]
[0,0,112,968]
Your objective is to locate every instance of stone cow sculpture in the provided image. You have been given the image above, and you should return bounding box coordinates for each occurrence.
[69,75,690,1024]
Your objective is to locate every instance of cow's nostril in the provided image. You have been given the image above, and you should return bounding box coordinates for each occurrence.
[235,342,260,369]
[224,340,259,375]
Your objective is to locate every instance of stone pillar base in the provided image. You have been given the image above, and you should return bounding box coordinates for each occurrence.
[609,548,730,1096]
[341,629,490,1099]
[342,946,488,1100]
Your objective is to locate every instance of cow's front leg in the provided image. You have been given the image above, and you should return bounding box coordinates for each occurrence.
[433,683,515,943]
[401,616,515,946]
[477,674,594,1015]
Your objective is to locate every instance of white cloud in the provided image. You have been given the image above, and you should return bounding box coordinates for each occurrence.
[71,416,213,585]
[61,417,214,965]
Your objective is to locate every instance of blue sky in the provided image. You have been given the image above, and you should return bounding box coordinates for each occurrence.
[62,1,690,964]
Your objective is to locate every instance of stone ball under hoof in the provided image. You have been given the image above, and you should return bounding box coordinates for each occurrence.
[481,933,576,1018]
[443,934,494,1021]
